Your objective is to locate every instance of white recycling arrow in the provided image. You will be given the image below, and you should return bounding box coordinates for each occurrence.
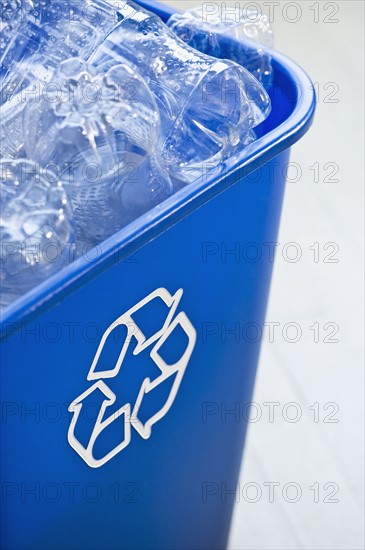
[87,288,184,381]
[68,380,131,468]
[131,311,197,439]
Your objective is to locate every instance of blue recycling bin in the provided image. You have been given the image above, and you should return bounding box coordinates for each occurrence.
[0,1,315,549]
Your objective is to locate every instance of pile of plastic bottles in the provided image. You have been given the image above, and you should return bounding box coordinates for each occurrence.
[0,0,273,309]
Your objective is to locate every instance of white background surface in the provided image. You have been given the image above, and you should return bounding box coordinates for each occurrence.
[162,1,364,548]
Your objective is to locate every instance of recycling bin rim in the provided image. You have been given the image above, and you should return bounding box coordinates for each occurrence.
[0,1,316,337]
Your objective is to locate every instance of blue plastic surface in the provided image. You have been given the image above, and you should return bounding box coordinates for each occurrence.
[0,2,316,549]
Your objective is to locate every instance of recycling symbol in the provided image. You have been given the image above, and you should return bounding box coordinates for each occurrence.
[68,288,197,468]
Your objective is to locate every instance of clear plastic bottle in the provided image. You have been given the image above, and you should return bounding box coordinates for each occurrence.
[89,0,271,182]
[0,1,34,62]
[167,4,274,91]
[0,0,120,158]
[0,159,74,308]
[22,58,172,245]
[0,0,119,104]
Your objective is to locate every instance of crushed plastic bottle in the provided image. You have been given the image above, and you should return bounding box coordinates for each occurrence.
[0,0,119,105]
[23,58,172,245]
[0,1,33,61]
[89,0,271,182]
[23,58,159,167]
[167,4,274,91]
[0,159,74,308]
[0,97,26,159]
[0,0,120,159]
